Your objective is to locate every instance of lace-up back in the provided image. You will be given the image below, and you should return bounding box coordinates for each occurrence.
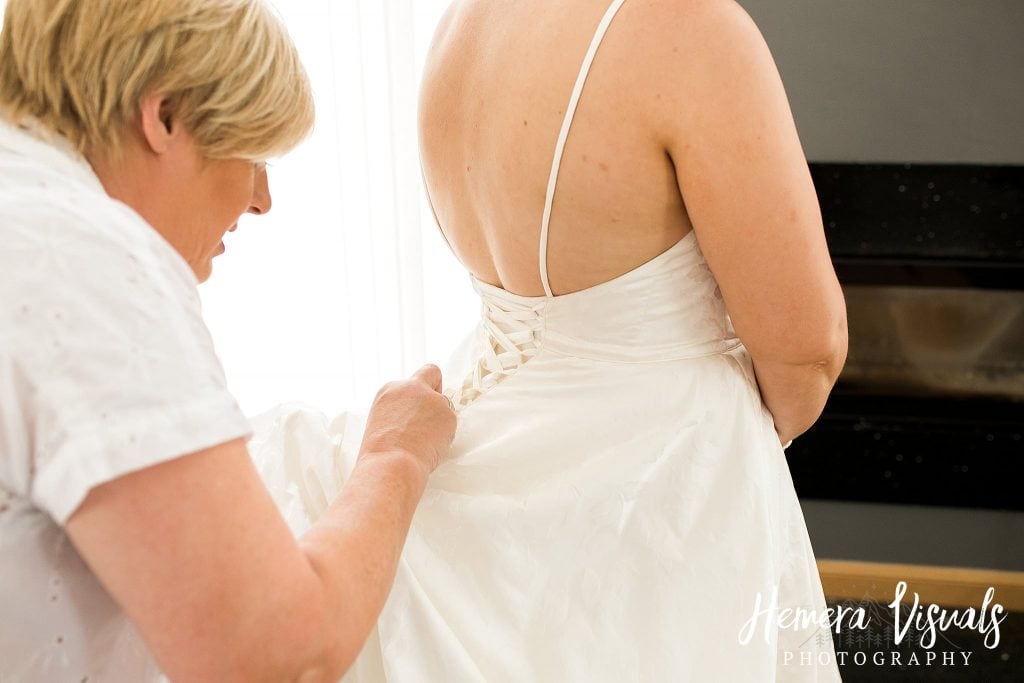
[448,283,546,408]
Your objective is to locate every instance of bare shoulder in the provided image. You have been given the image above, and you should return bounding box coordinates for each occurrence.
[429,1,460,40]
[626,0,780,134]
[634,0,765,53]
[423,0,473,59]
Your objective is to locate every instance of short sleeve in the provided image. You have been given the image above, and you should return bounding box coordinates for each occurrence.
[2,200,252,524]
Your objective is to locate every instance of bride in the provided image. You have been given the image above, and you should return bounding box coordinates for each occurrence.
[254,0,847,679]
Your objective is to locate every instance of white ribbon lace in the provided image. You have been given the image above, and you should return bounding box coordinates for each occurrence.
[449,295,546,409]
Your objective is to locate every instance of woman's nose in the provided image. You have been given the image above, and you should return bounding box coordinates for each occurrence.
[249,166,272,215]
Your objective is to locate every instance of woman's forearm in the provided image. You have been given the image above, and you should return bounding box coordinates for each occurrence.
[296,449,428,678]
[751,351,846,445]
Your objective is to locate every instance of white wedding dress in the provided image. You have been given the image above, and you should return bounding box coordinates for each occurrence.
[249,1,841,679]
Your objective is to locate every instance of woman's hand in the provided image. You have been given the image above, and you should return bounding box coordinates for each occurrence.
[359,364,457,480]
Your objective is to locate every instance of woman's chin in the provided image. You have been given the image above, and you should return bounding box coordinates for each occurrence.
[195,243,226,283]
[194,258,215,284]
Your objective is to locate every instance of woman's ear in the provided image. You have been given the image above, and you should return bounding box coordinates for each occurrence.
[138,94,178,155]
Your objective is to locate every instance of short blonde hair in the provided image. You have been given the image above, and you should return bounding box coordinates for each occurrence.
[0,0,314,161]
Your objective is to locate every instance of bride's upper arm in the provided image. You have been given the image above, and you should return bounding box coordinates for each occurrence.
[646,0,847,366]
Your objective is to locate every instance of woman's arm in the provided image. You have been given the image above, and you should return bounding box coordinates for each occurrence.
[648,0,848,442]
[750,351,847,445]
[66,365,455,682]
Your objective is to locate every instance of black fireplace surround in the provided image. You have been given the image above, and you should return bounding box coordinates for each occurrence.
[785,162,1023,512]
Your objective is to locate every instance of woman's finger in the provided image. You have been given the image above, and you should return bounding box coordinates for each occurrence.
[412,363,443,392]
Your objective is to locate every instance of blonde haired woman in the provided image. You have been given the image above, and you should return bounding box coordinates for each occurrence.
[0,1,455,680]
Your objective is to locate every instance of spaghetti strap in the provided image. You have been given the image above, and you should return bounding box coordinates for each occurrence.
[538,0,628,298]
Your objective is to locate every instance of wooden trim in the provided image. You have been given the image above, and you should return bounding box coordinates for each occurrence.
[817,559,1024,612]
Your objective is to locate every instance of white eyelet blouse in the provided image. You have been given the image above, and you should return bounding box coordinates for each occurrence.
[0,118,252,681]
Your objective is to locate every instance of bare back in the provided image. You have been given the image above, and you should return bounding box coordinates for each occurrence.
[420,0,846,368]
[419,0,690,297]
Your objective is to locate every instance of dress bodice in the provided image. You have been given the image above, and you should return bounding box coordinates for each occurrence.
[449,229,741,407]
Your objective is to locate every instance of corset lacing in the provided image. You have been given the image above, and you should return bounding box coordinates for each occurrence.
[448,294,546,410]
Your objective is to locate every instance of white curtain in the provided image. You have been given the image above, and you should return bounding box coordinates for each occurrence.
[199,0,479,417]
